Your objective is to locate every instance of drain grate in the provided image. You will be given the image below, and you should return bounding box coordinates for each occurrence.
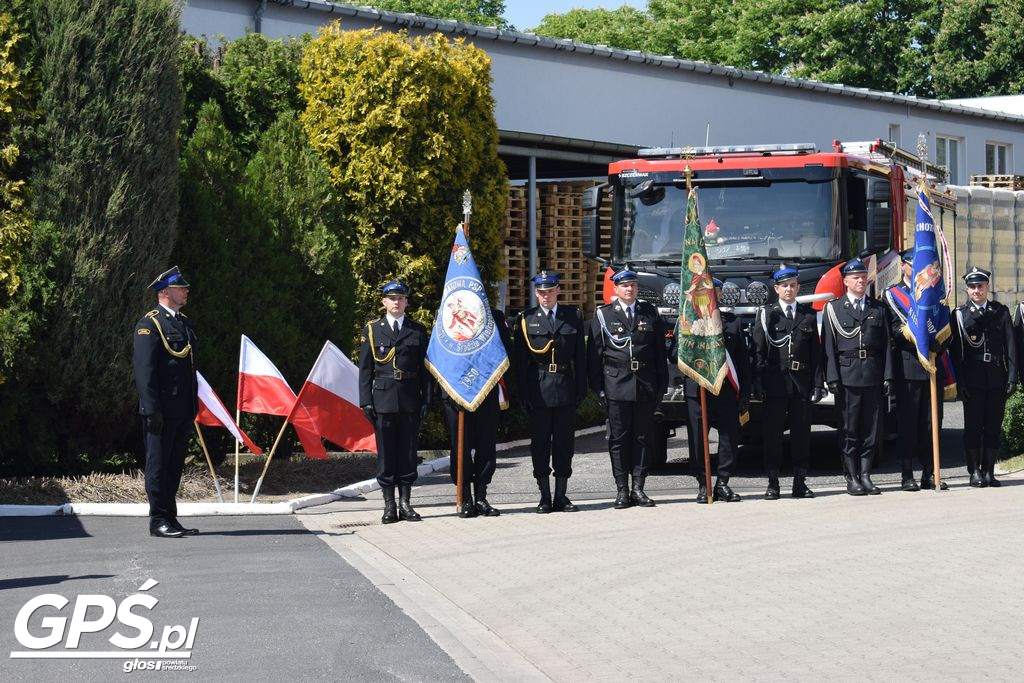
[335,521,374,529]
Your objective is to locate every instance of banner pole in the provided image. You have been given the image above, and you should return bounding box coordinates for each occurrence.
[194,423,224,503]
[930,368,942,491]
[701,386,713,505]
[456,410,465,509]
[234,408,241,503]
[250,418,289,503]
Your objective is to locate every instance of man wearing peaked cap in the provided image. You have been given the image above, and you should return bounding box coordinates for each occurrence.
[358,279,431,524]
[884,249,951,491]
[514,270,587,513]
[588,268,668,508]
[751,266,823,500]
[823,258,894,496]
[133,266,199,538]
[950,266,1017,487]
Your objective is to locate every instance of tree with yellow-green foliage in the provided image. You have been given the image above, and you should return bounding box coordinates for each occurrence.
[299,24,507,332]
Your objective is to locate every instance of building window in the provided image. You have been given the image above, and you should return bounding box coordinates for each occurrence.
[936,135,961,184]
[985,142,1009,175]
[888,124,901,147]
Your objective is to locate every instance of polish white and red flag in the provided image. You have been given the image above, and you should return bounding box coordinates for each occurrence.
[237,335,327,459]
[288,341,376,453]
[195,371,263,454]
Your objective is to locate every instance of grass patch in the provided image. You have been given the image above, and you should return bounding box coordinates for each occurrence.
[998,454,1024,474]
[0,452,381,505]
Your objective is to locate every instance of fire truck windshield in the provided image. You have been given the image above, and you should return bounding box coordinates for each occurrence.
[623,180,841,263]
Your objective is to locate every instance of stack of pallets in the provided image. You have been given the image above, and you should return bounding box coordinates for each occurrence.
[970,175,1024,190]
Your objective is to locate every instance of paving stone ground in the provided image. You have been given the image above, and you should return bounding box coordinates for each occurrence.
[300,401,1024,682]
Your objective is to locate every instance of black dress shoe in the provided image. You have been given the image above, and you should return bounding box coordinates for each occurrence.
[986,473,1002,488]
[457,501,478,518]
[969,471,985,487]
[713,482,741,502]
[630,488,656,507]
[901,478,920,492]
[765,479,780,500]
[552,496,578,512]
[172,522,200,535]
[150,524,184,538]
[696,484,708,504]
[920,477,948,491]
[613,487,632,509]
[791,477,815,498]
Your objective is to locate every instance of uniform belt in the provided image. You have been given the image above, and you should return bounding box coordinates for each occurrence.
[610,360,648,371]
[778,358,803,371]
[377,369,418,380]
[538,362,572,373]
[966,352,1001,363]
[839,350,869,360]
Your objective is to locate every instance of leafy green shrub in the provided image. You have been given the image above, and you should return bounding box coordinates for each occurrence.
[1003,390,1024,457]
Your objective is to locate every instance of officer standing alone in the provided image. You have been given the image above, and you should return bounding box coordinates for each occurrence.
[823,259,894,496]
[950,267,1018,487]
[751,267,823,500]
[133,266,199,538]
[588,269,668,509]
[359,281,431,524]
[514,271,587,513]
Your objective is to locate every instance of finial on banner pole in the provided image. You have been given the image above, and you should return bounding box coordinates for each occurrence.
[916,133,928,176]
[462,189,472,239]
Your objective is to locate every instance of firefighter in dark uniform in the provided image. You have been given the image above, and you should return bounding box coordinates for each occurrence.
[884,249,950,491]
[823,259,894,496]
[587,269,668,509]
[751,267,824,500]
[133,266,199,538]
[684,278,750,503]
[950,267,1018,487]
[358,280,431,524]
[443,307,512,518]
[514,271,587,513]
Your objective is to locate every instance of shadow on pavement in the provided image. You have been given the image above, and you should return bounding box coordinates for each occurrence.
[0,517,91,543]
[0,574,115,591]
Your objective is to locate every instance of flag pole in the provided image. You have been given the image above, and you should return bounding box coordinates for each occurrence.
[234,408,241,503]
[250,418,289,503]
[194,423,224,503]
[700,386,713,504]
[929,365,942,491]
[456,410,466,509]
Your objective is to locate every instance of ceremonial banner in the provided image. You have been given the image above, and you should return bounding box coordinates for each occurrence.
[236,335,327,459]
[907,182,952,372]
[288,341,377,453]
[425,226,509,411]
[676,187,728,395]
[884,284,957,399]
[196,372,263,454]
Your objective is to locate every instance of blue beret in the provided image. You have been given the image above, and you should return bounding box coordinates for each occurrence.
[963,266,990,284]
[900,249,914,264]
[842,259,867,275]
[382,280,410,296]
[149,266,190,291]
[611,269,638,284]
[772,267,798,284]
[533,270,560,290]
[712,277,724,288]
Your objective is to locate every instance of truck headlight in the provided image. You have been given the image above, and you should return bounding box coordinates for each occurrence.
[720,281,741,306]
[662,282,680,307]
[746,281,769,306]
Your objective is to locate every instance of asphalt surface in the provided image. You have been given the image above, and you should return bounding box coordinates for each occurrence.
[1,516,469,681]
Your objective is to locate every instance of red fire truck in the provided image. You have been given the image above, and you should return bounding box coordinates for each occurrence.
[581,140,957,465]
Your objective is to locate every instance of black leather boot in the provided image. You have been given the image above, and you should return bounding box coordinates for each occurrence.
[552,477,578,512]
[984,449,1002,487]
[901,472,920,491]
[713,477,741,502]
[845,456,866,496]
[791,470,815,499]
[458,482,477,518]
[967,449,985,487]
[536,477,552,514]
[630,475,656,507]
[614,476,631,509]
[397,485,421,521]
[920,475,948,490]
[474,482,500,516]
[765,472,781,500]
[381,486,399,524]
[860,456,881,495]
[696,478,708,504]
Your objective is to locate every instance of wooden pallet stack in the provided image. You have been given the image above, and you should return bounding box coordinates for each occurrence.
[970,174,1024,190]
[501,181,611,317]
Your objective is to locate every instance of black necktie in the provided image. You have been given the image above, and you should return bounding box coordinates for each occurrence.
[786,306,793,320]
[393,321,400,336]
[547,309,554,322]
[626,306,633,325]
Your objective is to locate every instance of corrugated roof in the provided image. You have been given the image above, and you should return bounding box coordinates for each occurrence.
[277,1,1024,125]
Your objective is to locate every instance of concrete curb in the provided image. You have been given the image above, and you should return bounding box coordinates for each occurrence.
[0,426,606,517]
